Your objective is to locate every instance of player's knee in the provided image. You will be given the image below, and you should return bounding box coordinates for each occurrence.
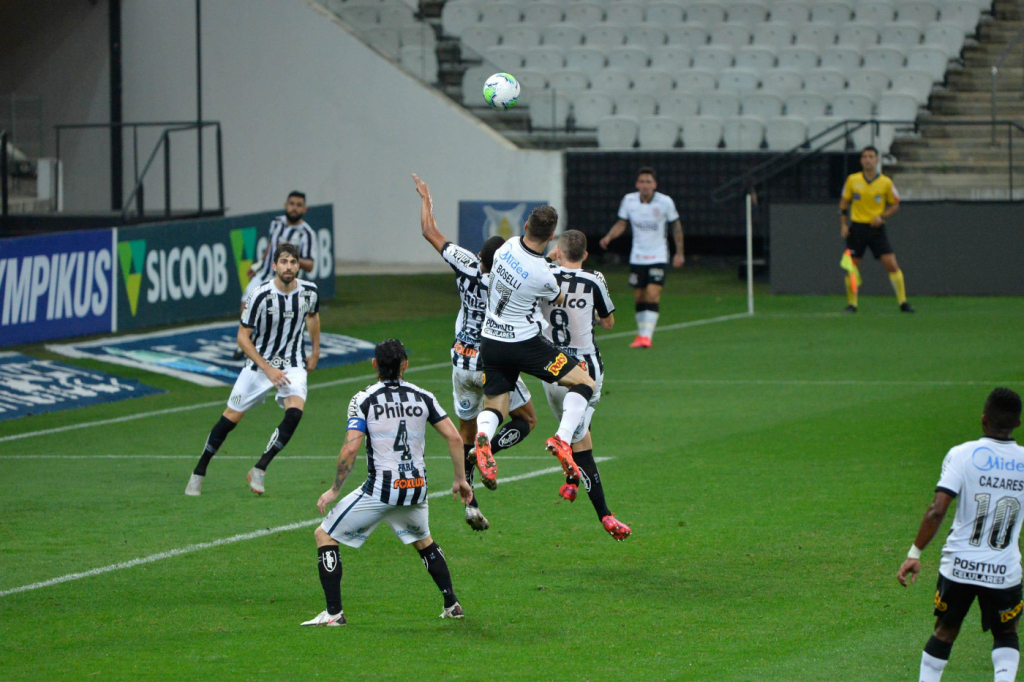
[522,411,537,430]
[569,383,594,402]
[314,527,332,545]
[282,407,303,430]
[933,622,960,644]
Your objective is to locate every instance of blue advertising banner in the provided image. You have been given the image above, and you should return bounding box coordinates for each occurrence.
[457,201,547,254]
[0,230,117,347]
[0,352,163,421]
[47,321,376,387]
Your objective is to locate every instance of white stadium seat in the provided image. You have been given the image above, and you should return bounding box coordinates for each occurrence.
[682,116,724,149]
[879,92,919,120]
[778,45,820,71]
[837,23,879,50]
[364,27,401,59]
[760,67,805,95]
[753,23,795,49]
[741,92,785,121]
[585,26,627,48]
[765,116,808,148]
[658,91,701,118]
[646,2,686,25]
[633,69,676,93]
[802,69,846,96]
[639,116,682,149]
[529,90,572,128]
[480,2,523,26]
[728,1,770,24]
[863,46,906,71]
[379,5,419,26]
[514,69,549,91]
[688,2,729,26]
[879,22,924,49]
[854,2,895,25]
[847,69,890,99]
[548,68,591,92]
[400,25,437,48]
[717,67,761,94]
[711,24,753,49]
[940,1,982,35]
[668,25,711,49]
[605,2,645,25]
[676,68,719,92]
[819,46,862,73]
[771,2,812,24]
[651,46,694,71]
[908,45,951,82]
[608,46,651,72]
[626,26,668,48]
[543,25,585,49]
[597,115,639,148]
[786,92,829,118]
[484,46,525,69]
[795,23,838,49]
[523,2,565,26]
[571,92,615,127]
[524,46,567,70]
[694,44,735,71]
[616,93,658,118]
[924,21,967,58]
[566,46,607,73]
[831,92,874,118]
[503,26,543,49]
[735,46,778,72]
[723,115,766,149]
[399,46,439,82]
[898,1,940,27]
[808,115,848,150]
[700,91,741,117]
[590,67,633,92]
[565,2,605,26]
[811,2,853,27]
[341,4,380,25]
[890,68,934,104]
[462,65,492,105]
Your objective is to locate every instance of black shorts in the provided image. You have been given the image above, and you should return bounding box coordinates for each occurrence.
[933,573,1024,632]
[480,336,581,397]
[846,222,893,259]
[629,263,667,289]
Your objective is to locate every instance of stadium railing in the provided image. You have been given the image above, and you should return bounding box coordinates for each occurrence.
[1,129,8,218]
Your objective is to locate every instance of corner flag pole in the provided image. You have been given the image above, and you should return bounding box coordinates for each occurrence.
[745,191,754,316]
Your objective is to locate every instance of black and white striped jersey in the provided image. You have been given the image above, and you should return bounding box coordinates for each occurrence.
[240,280,319,369]
[346,379,449,506]
[540,266,615,356]
[255,216,316,279]
[441,242,487,372]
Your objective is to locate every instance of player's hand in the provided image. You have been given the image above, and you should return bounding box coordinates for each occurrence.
[870,215,884,227]
[306,351,320,372]
[266,366,290,388]
[317,487,340,514]
[897,558,921,586]
[412,173,429,199]
[672,253,685,268]
[452,478,473,505]
[247,267,256,279]
[840,224,849,239]
[548,245,562,263]
[599,236,610,250]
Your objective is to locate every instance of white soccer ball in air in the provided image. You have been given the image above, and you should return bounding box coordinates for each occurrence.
[483,73,521,109]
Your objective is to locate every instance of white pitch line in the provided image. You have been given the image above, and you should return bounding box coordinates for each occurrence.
[597,312,751,341]
[0,361,451,444]
[0,458,610,598]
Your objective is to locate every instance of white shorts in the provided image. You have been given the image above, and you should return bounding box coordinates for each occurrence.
[321,487,430,548]
[543,351,604,444]
[241,271,273,303]
[451,366,531,421]
[227,366,307,412]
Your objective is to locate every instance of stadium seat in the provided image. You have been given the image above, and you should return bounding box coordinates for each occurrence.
[571,92,615,127]
[890,68,934,104]
[529,90,572,128]
[667,25,711,49]
[711,24,753,49]
[786,92,829,117]
[728,1,770,24]
[802,69,846,96]
[760,67,804,95]
[565,2,605,26]
[585,26,626,48]
[504,26,543,49]
[847,69,890,99]
[400,25,437,48]
[566,46,607,73]
[854,1,896,24]
[646,2,686,25]
[735,46,778,72]
[940,1,982,35]
[608,46,650,72]
[924,21,967,58]
[819,46,862,73]
[778,46,820,71]
[681,116,724,149]
[633,69,676,93]
[462,65,492,105]
[879,23,924,49]
[658,91,701,118]
[523,2,565,26]
[741,92,785,121]
[590,67,633,92]
[605,2,645,25]
[638,116,682,148]
[543,25,585,49]
[899,1,940,27]
[514,68,549,91]
[596,115,639,148]
[364,27,401,59]
[723,116,766,149]
[548,68,591,92]
[771,2,811,24]
[400,46,439,82]
[687,2,729,26]
[837,22,879,50]
[808,115,848,150]
[795,23,838,49]
[676,68,719,92]
[694,45,735,71]
[626,26,668,48]
[460,26,500,56]
[379,5,419,26]
[700,91,741,117]
[908,45,951,82]
[878,92,919,120]
[765,116,808,148]
[340,4,380,25]
[753,23,795,49]
[651,46,694,71]
[811,1,853,26]
[524,46,567,70]
[480,2,523,26]
[484,46,526,69]
[717,67,761,94]
[616,93,658,117]
[831,92,874,118]
[863,46,906,71]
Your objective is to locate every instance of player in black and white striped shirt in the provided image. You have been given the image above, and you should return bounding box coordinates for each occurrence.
[185,243,321,497]
[303,339,473,626]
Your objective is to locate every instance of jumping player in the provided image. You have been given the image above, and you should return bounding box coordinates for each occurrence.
[303,339,473,626]
[185,243,320,496]
[897,388,1024,681]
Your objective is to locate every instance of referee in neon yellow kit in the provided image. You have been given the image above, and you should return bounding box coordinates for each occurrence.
[838,146,915,314]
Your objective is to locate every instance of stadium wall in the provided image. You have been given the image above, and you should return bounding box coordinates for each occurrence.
[770,202,1024,296]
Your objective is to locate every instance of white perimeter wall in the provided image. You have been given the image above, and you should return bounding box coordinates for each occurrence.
[119,0,564,265]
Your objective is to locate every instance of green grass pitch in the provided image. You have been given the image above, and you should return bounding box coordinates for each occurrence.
[1,267,1023,681]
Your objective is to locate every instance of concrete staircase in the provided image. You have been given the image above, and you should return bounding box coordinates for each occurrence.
[891,0,1024,200]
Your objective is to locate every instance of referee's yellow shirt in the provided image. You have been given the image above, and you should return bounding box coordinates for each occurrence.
[842,172,900,223]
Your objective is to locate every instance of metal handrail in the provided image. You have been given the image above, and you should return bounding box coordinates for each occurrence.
[1,129,8,218]
[991,23,1024,145]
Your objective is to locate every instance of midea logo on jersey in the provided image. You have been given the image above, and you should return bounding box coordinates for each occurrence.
[372,403,424,419]
[498,251,530,279]
[972,447,1024,473]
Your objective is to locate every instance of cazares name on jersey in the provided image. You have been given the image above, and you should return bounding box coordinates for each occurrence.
[371,403,425,420]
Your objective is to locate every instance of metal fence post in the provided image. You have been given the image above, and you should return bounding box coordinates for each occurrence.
[164,133,171,216]
[1,130,8,218]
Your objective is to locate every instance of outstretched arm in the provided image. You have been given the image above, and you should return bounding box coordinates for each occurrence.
[897,491,954,587]
[317,430,364,513]
[599,220,628,250]
[413,174,448,254]
[433,417,473,504]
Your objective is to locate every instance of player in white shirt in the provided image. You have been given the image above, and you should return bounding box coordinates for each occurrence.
[898,388,1024,682]
[303,339,474,626]
[540,230,631,541]
[599,167,685,349]
[473,206,597,489]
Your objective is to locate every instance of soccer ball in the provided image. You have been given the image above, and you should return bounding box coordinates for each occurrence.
[483,73,521,109]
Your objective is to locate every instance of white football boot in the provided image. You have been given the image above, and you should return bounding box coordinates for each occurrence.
[184,474,203,496]
[301,610,346,626]
[440,602,465,619]
[247,468,265,495]
[464,506,489,531]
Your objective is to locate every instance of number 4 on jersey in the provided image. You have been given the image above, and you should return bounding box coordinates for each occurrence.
[393,420,412,461]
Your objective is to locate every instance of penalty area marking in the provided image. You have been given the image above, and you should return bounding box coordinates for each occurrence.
[0,458,610,599]
[597,312,751,341]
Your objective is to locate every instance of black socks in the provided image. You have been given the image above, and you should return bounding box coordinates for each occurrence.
[193,416,237,476]
[255,407,303,471]
[574,449,612,519]
[318,545,343,616]
[418,542,458,608]
[491,417,532,454]
[463,443,479,508]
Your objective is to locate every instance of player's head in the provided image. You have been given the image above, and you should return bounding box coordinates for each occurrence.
[272,243,301,283]
[983,388,1022,436]
[373,338,408,382]
[285,191,307,223]
[557,229,588,265]
[478,236,506,274]
[635,167,657,199]
[860,147,878,173]
[525,206,559,243]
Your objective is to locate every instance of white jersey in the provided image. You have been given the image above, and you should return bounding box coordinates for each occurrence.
[241,279,319,370]
[540,266,615,356]
[440,242,487,371]
[617,191,680,265]
[347,379,448,506]
[482,237,561,343]
[255,216,316,279]
[936,437,1024,588]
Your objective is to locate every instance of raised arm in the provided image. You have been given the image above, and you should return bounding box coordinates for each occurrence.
[599,220,628,250]
[896,490,954,587]
[317,429,364,513]
[412,173,448,254]
[433,417,473,504]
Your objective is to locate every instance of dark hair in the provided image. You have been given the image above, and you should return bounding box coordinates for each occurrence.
[861,146,878,156]
[273,242,301,263]
[526,206,559,242]
[558,229,588,262]
[635,166,656,181]
[287,191,306,202]
[985,388,1022,431]
[375,339,408,382]
[479,236,506,273]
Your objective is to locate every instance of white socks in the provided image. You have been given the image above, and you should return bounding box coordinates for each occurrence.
[476,410,501,443]
[920,651,948,682]
[556,391,589,443]
[993,647,1020,682]
[635,310,659,339]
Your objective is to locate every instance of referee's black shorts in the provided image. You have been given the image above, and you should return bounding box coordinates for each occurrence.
[846,221,893,259]
[480,336,581,397]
